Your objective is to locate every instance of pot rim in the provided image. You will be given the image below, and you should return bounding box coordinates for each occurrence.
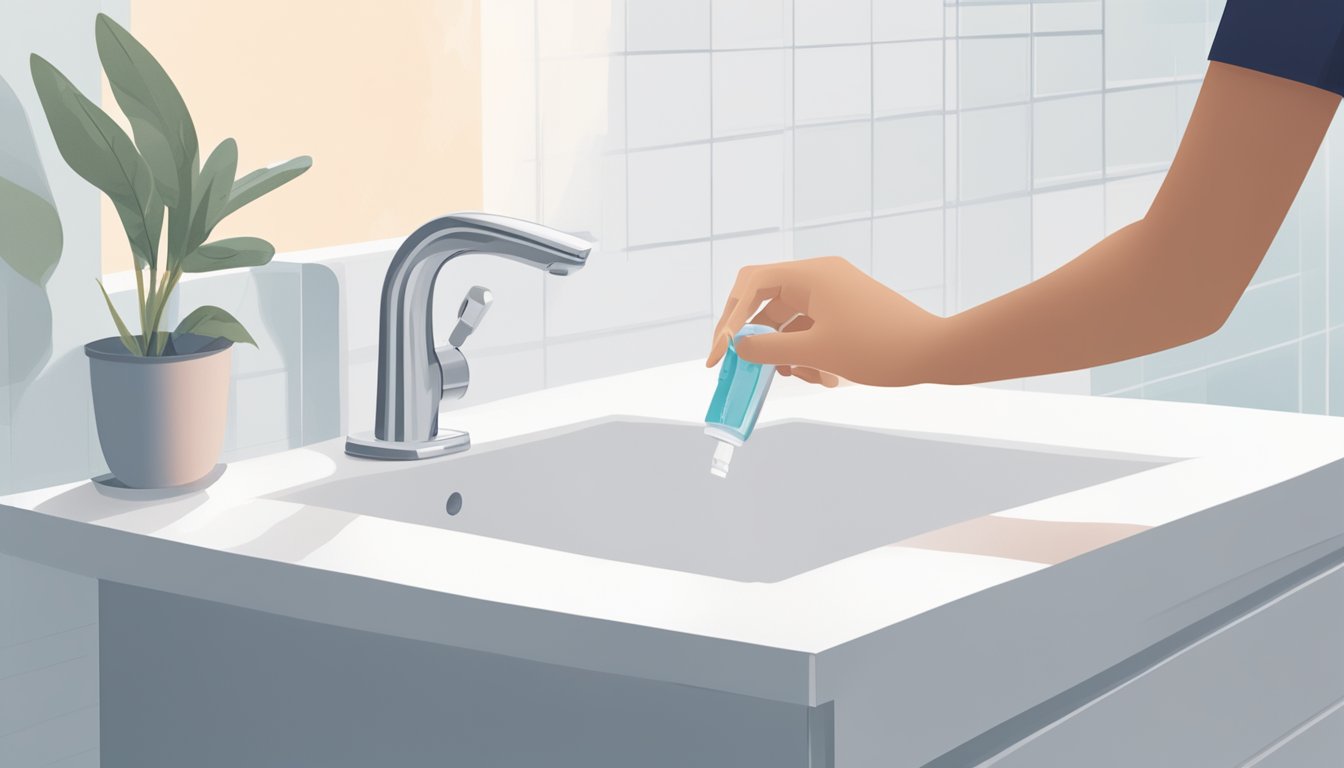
[85,333,233,363]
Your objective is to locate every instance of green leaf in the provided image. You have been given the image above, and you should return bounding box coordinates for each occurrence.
[96,279,143,355]
[224,155,312,218]
[30,54,162,270]
[180,236,275,273]
[0,176,63,285]
[0,73,63,285]
[174,304,256,346]
[184,138,237,256]
[94,13,197,209]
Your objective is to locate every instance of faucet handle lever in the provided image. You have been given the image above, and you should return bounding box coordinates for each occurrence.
[448,286,493,348]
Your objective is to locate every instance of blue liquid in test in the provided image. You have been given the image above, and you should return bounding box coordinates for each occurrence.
[705,324,777,443]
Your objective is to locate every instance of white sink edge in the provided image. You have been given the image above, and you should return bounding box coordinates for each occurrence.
[1,359,1341,706]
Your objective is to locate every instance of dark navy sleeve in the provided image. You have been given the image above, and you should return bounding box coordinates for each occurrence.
[1208,0,1344,96]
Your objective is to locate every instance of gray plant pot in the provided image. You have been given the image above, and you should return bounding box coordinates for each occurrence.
[86,334,233,489]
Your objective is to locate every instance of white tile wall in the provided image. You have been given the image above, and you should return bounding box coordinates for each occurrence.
[874,114,943,214]
[627,144,712,245]
[1034,1,1103,33]
[539,55,624,159]
[1032,185,1105,278]
[546,315,711,386]
[711,231,787,311]
[958,197,1032,309]
[548,243,711,337]
[627,53,710,148]
[1104,172,1164,235]
[1033,94,1103,187]
[712,49,790,136]
[1105,0,1207,86]
[1105,84,1180,175]
[481,0,1339,418]
[874,41,943,117]
[959,36,1030,109]
[872,0,942,42]
[794,0,870,46]
[627,0,710,51]
[873,209,943,291]
[1034,34,1102,97]
[539,0,626,56]
[713,135,786,234]
[959,104,1030,201]
[794,45,871,124]
[959,3,1031,37]
[713,0,791,49]
[794,220,872,272]
[793,122,872,225]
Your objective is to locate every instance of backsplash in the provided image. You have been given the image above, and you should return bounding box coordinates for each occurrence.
[477,0,1341,414]
[2,0,1342,496]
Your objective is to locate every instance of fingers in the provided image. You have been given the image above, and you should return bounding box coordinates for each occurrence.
[789,366,840,387]
[750,300,809,331]
[734,328,817,366]
[709,288,779,365]
[777,365,838,387]
[707,265,785,366]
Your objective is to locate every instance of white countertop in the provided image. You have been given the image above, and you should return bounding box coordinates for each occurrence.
[3,361,1343,706]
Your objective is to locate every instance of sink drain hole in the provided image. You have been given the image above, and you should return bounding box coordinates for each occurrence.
[445,492,463,516]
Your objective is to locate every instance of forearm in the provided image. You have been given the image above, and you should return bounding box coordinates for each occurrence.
[920,62,1337,386]
[923,218,1217,385]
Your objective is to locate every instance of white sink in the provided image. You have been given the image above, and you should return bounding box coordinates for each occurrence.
[278,417,1171,582]
[4,362,1342,767]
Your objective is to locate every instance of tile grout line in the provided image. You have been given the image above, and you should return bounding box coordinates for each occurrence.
[941,2,948,314]
[1102,0,1121,393]
[869,0,875,275]
[950,0,961,313]
[782,0,792,262]
[1299,152,1305,413]
[616,83,1188,158]
[623,0,631,290]
[1099,330,1330,396]
[533,28,1101,61]
[790,0,797,261]
[535,0,547,387]
[707,0,715,311]
[1027,0,1036,282]
[1326,134,1333,415]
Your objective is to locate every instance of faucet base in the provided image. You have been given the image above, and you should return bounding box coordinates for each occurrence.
[344,430,470,461]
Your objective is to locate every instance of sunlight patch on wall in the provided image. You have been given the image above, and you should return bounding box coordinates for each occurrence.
[101,0,482,274]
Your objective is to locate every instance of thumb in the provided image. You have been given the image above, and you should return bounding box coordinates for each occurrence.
[735,330,816,366]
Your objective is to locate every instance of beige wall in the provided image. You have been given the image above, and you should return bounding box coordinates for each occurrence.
[102,0,482,273]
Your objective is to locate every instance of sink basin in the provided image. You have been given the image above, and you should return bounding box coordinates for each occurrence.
[279,418,1173,582]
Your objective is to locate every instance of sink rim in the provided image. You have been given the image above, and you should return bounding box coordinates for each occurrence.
[277,414,1180,584]
[3,363,1342,669]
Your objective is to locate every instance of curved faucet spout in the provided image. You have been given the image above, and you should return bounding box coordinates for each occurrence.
[357,212,591,453]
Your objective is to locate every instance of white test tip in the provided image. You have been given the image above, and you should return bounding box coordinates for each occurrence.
[709,440,735,478]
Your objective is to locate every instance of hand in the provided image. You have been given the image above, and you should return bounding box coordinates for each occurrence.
[705,257,944,387]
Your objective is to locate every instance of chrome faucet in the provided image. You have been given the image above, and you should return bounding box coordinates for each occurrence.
[345,212,591,460]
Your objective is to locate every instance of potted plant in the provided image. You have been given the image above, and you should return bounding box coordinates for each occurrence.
[30,14,311,489]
